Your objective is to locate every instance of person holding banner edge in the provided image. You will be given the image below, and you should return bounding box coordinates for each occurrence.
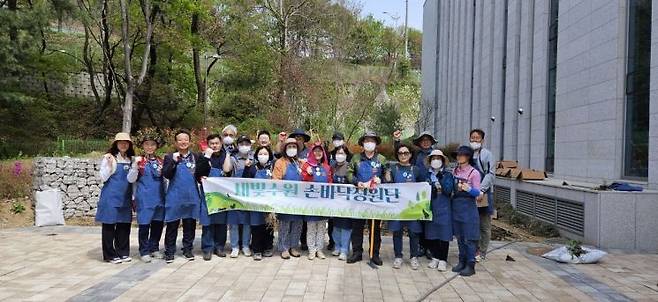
[226,135,255,258]
[384,143,424,270]
[196,133,232,261]
[346,131,388,265]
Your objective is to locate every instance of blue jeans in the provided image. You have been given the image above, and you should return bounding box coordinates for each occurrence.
[457,235,477,263]
[332,227,352,254]
[229,224,251,249]
[393,230,420,258]
[202,224,227,253]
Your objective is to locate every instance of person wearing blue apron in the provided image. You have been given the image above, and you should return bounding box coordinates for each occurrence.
[393,130,437,258]
[133,132,166,263]
[96,132,138,264]
[301,143,331,260]
[273,137,305,259]
[385,143,423,270]
[226,135,254,258]
[195,134,232,261]
[162,129,202,263]
[423,149,454,272]
[327,132,351,251]
[347,131,388,266]
[451,146,482,277]
[241,145,273,261]
[329,145,352,261]
[287,128,310,251]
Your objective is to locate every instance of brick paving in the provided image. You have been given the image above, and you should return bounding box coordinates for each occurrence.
[0,226,656,301]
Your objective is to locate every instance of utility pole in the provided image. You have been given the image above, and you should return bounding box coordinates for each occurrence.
[404,0,409,58]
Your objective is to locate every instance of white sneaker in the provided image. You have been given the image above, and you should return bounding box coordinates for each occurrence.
[338,253,347,261]
[428,258,440,269]
[151,251,164,259]
[332,249,340,256]
[253,253,263,261]
[393,257,403,269]
[475,254,482,263]
[242,247,252,257]
[108,257,122,264]
[308,251,316,260]
[230,248,239,258]
[410,257,420,270]
[437,260,448,272]
[316,250,326,259]
[141,255,152,263]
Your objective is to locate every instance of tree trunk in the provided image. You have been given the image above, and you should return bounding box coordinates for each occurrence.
[119,0,134,133]
[191,11,205,107]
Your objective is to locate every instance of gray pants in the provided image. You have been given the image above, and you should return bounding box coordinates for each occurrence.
[478,212,491,254]
[277,220,302,252]
[306,220,327,253]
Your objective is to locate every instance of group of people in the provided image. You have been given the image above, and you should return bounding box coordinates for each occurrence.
[95,126,495,277]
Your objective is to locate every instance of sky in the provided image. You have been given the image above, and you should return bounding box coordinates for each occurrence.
[358,0,424,31]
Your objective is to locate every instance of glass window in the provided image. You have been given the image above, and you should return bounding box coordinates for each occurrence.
[624,0,651,178]
[546,0,558,173]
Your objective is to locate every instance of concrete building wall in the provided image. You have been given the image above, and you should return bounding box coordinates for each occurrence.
[422,0,657,189]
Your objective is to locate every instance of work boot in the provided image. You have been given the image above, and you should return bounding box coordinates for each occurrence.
[347,253,362,264]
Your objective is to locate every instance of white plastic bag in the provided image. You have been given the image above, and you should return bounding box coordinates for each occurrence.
[34,190,66,227]
[542,246,607,264]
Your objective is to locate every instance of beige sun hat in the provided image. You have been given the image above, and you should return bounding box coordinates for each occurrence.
[113,132,132,143]
[424,149,448,167]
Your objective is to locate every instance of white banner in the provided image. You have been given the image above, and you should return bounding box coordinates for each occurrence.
[202,177,432,221]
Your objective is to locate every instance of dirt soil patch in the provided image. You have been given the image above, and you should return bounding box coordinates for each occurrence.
[0,198,34,229]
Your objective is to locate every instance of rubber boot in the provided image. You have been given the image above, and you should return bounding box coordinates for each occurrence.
[459,262,476,277]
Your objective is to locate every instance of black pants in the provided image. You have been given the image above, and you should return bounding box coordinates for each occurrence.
[264,224,275,250]
[300,221,307,247]
[426,239,450,261]
[138,221,164,256]
[102,223,131,261]
[350,219,381,257]
[164,218,196,256]
[327,219,335,247]
[250,224,267,253]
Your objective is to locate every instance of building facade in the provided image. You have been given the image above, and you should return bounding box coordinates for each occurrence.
[422,0,658,250]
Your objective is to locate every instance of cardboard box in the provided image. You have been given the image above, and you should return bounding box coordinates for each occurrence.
[495,167,511,177]
[497,160,518,169]
[517,169,546,180]
[509,168,522,179]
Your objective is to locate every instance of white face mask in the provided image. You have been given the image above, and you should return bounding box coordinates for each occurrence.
[238,145,251,154]
[335,153,347,163]
[257,154,269,165]
[470,142,481,150]
[333,140,344,148]
[363,142,376,152]
[431,159,443,170]
[286,148,298,158]
[223,136,234,145]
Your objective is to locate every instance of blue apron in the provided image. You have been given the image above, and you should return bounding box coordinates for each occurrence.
[227,157,249,225]
[199,167,228,226]
[451,173,480,241]
[415,148,431,182]
[164,155,201,222]
[304,165,329,222]
[387,164,423,233]
[355,155,382,183]
[135,159,165,225]
[277,160,303,221]
[331,170,351,229]
[424,170,453,241]
[247,166,270,225]
[96,162,133,224]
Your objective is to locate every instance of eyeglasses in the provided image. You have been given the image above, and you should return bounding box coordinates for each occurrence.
[397,151,411,156]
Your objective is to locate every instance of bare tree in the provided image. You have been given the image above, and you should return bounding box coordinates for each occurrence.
[119,0,157,132]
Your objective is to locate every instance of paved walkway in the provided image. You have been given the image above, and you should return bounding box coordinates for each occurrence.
[1,226,657,301]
